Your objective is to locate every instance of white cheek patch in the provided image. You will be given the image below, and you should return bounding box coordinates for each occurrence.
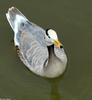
[48,29,58,40]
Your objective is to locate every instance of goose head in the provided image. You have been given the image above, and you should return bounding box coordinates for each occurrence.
[45,29,62,48]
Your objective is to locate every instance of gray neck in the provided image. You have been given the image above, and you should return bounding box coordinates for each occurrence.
[43,45,67,78]
[48,45,55,58]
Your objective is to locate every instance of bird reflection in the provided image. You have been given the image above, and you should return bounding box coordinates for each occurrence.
[47,77,62,100]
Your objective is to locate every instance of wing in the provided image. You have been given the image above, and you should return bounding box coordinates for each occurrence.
[6,7,49,74]
[6,7,47,47]
[18,30,48,73]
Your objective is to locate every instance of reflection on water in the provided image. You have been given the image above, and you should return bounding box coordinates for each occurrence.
[47,77,62,100]
[50,80,61,100]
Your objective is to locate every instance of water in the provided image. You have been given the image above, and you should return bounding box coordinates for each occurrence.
[0,0,92,100]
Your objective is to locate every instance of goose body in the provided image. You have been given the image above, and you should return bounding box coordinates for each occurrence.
[6,7,67,78]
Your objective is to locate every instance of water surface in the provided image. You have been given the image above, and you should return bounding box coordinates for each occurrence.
[0,0,92,100]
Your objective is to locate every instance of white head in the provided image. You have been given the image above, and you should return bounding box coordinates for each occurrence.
[46,29,62,48]
[47,29,58,40]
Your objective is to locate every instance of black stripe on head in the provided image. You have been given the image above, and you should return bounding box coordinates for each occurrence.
[46,28,51,35]
[46,28,51,38]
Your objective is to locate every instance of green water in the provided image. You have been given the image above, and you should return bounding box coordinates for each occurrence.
[0,0,92,100]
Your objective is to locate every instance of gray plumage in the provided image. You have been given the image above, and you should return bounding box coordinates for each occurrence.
[6,7,67,78]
